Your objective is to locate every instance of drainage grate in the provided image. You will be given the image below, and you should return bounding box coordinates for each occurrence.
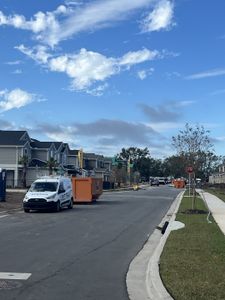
[0,280,22,290]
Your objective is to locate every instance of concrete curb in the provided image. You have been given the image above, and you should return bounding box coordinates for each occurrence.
[6,189,27,193]
[126,191,185,300]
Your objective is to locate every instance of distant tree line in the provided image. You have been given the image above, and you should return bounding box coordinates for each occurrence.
[113,123,222,183]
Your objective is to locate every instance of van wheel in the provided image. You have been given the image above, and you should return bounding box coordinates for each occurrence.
[68,198,73,209]
[24,208,30,213]
[55,201,61,212]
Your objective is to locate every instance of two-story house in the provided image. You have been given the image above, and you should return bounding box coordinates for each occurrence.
[0,130,32,187]
[83,153,112,181]
[0,130,113,187]
[66,149,81,175]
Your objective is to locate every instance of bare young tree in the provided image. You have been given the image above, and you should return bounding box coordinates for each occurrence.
[172,123,214,175]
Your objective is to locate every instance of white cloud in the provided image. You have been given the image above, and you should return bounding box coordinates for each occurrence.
[0,0,177,46]
[0,1,154,46]
[64,1,83,6]
[137,68,154,80]
[48,0,153,46]
[186,68,225,80]
[15,44,51,64]
[148,122,184,133]
[141,0,175,32]
[49,49,118,90]
[87,83,109,96]
[0,5,69,46]
[164,71,181,79]
[5,60,22,65]
[119,49,158,67]
[46,132,75,144]
[138,70,147,80]
[0,89,37,112]
[17,46,160,92]
[211,89,225,96]
[174,100,195,107]
[12,69,22,74]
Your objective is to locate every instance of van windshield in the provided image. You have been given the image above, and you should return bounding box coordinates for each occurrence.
[30,182,58,192]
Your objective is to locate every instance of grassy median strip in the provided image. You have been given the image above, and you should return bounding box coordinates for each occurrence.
[160,193,225,300]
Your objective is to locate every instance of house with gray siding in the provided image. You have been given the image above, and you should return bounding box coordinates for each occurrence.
[0,130,113,187]
[0,130,32,187]
[83,153,112,181]
[65,149,80,175]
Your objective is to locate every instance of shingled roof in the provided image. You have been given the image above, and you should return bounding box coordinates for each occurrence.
[30,139,55,149]
[53,142,64,150]
[0,130,29,146]
[68,149,79,155]
[29,158,47,167]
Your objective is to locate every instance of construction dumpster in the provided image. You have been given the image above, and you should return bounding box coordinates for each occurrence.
[71,177,103,203]
[0,169,7,202]
[174,179,185,189]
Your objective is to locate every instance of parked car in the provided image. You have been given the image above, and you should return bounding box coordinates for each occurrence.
[149,177,159,186]
[23,176,73,212]
[158,177,166,184]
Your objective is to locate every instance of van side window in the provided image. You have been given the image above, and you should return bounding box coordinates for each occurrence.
[59,182,65,193]
[64,180,71,190]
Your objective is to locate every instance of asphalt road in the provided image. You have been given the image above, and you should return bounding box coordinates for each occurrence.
[0,185,180,300]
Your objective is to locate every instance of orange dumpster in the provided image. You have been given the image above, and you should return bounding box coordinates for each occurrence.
[174,179,185,188]
[71,177,103,203]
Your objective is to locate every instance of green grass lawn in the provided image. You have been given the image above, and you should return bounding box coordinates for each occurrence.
[160,194,225,300]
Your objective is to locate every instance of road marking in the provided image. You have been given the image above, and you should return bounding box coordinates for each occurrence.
[0,272,31,280]
[0,215,8,219]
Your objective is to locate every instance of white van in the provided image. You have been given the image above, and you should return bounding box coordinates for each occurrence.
[23,176,73,213]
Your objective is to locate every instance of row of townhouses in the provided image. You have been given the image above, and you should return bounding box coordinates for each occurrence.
[0,130,113,188]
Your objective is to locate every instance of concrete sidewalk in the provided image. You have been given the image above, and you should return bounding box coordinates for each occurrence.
[197,189,225,235]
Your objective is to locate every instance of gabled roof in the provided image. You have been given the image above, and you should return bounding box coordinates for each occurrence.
[29,158,47,167]
[68,149,79,155]
[31,140,55,149]
[61,143,69,151]
[53,142,64,150]
[0,130,29,146]
[84,153,104,160]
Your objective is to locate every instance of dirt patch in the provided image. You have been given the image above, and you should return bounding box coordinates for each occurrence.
[0,191,26,212]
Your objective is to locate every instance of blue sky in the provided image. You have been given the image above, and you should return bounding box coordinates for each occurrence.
[0,0,225,158]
